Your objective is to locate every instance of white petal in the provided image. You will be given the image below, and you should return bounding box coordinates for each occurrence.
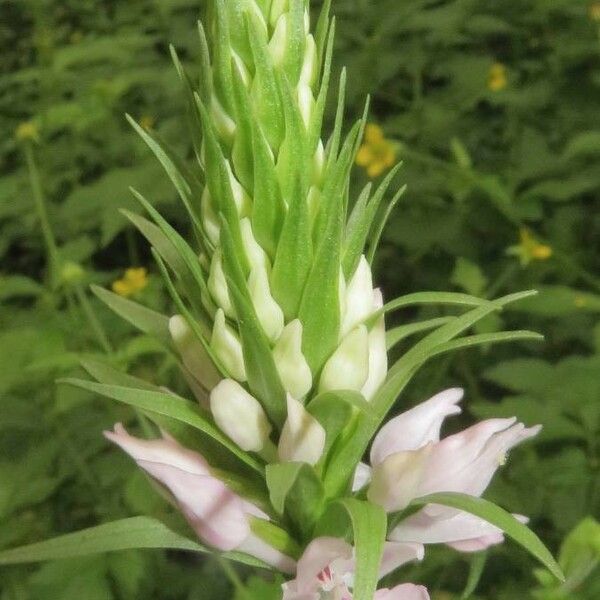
[278,395,326,466]
[273,320,313,400]
[211,309,246,382]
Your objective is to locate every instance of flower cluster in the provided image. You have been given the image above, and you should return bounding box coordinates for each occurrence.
[75,1,551,597]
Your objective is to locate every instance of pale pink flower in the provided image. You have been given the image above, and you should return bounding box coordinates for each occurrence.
[355,389,540,552]
[282,537,427,600]
[104,423,295,572]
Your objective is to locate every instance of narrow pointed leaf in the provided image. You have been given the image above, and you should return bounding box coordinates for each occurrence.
[412,492,564,582]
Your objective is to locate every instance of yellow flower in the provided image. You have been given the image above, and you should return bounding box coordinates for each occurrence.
[139,115,155,130]
[15,121,39,142]
[112,267,149,297]
[507,228,553,266]
[488,63,507,92]
[589,3,600,21]
[356,124,396,178]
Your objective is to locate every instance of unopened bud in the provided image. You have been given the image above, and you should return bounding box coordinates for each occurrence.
[210,97,235,146]
[341,256,374,337]
[201,188,221,245]
[269,13,287,66]
[298,84,314,129]
[278,395,325,465]
[226,162,251,217]
[241,218,270,272]
[211,309,247,382]
[269,0,288,27]
[208,251,235,317]
[210,379,272,452]
[299,35,317,88]
[169,315,222,391]
[248,264,284,342]
[319,325,370,393]
[273,320,313,399]
[361,289,388,401]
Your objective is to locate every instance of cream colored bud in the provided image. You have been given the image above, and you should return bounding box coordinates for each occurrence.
[313,140,325,184]
[361,289,388,401]
[241,218,270,272]
[210,97,236,145]
[169,315,221,392]
[269,0,288,26]
[269,14,287,66]
[298,84,314,129]
[226,162,251,217]
[211,309,246,382]
[300,35,317,87]
[307,186,320,224]
[208,251,235,318]
[367,445,432,512]
[210,379,272,452]
[278,395,325,465]
[232,51,251,88]
[319,326,370,393]
[341,256,374,337]
[201,188,220,245]
[273,320,313,399]
[248,264,284,343]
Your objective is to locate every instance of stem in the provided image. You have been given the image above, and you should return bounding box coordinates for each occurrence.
[74,284,113,353]
[23,141,60,286]
[485,262,519,299]
[217,557,250,599]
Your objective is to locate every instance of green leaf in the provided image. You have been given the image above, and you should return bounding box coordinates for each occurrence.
[366,183,406,265]
[316,499,387,600]
[451,257,488,297]
[461,551,488,599]
[126,116,204,235]
[386,317,454,351]
[265,463,326,538]
[0,517,266,569]
[412,492,564,581]
[58,378,263,475]
[248,518,302,561]
[283,0,306,85]
[227,279,287,428]
[91,285,171,345]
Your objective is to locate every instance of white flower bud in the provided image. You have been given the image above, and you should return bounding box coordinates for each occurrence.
[226,162,251,217]
[319,325,370,393]
[269,0,288,27]
[210,379,272,452]
[269,14,287,66]
[298,84,314,129]
[232,51,251,88]
[273,320,313,399]
[313,140,325,184]
[208,251,235,317]
[201,188,220,245]
[341,256,374,337]
[361,289,388,401]
[241,218,270,272]
[210,97,236,145]
[278,395,325,465]
[169,315,221,392]
[248,264,284,343]
[211,309,247,382]
[300,35,317,87]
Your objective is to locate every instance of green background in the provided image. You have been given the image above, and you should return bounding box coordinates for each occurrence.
[0,0,599,598]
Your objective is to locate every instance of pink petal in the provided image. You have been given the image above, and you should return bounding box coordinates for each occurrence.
[370,389,463,465]
[105,424,249,550]
[447,533,504,552]
[375,583,430,600]
[294,537,353,593]
[420,421,540,499]
[238,533,296,574]
[379,542,424,578]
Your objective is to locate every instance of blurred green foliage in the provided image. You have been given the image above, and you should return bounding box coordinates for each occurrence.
[0,0,598,598]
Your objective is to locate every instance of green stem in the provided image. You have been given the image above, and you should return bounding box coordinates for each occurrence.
[485,262,519,299]
[217,557,249,598]
[74,284,113,353]
[23,141,60,286]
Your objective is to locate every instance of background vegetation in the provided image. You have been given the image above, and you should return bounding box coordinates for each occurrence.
[1,0,599,598]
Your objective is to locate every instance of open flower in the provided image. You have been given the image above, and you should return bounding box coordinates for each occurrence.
[356,124,397,178]
[487,63,507,91]
[282,537,428,600]
[507,228,553,266]
[111,267,148,297]
[355,389,540,551]
[104,423,295,573]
